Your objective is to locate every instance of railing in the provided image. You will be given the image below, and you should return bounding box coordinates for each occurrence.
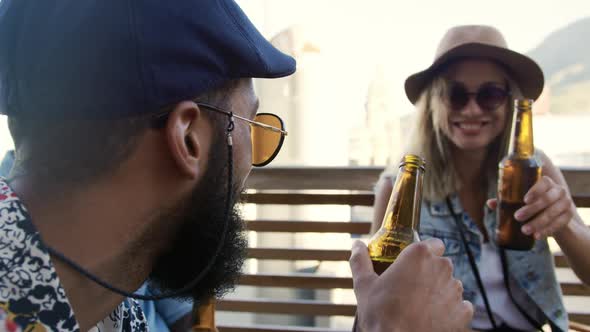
[207,166,590,332]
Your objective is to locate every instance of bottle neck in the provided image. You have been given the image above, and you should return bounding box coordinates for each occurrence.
[509,107,535,158]
[381,165,424,231]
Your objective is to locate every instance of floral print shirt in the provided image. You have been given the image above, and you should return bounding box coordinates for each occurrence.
[0,178,148,332]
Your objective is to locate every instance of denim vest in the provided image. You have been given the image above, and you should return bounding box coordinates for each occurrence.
[418,194,568,332]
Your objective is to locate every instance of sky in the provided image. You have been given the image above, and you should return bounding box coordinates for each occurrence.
[237,0,590,68]
[236,0,590,115]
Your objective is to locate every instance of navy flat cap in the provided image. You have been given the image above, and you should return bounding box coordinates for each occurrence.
[0,0,296,118]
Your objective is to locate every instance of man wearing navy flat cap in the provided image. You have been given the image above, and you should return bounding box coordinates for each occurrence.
[0,1,472,331]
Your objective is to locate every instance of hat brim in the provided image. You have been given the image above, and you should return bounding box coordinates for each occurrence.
[404,43,544,104]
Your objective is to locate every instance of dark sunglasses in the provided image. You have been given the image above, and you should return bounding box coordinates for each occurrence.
[446,82,510,112]
[152,103,287,167]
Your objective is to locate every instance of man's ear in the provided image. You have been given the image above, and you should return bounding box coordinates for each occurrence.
[164,101,207,179]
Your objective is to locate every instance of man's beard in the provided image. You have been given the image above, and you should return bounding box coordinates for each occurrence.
[147,139,248,303]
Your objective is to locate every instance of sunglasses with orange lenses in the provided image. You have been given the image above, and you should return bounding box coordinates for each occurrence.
[196,103,287,167]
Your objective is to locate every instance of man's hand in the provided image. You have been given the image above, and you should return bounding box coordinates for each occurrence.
[349,239,473,332]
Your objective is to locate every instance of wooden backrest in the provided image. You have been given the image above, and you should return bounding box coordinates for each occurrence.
[210,167,590,332]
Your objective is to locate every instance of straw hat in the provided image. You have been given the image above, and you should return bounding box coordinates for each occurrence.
[404,25,544,104]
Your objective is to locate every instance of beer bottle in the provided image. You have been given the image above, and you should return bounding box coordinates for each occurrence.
[496,99,542,250]
[193,298,217,332]
[368,154,425,275]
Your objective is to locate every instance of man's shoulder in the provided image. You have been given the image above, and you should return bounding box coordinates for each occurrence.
[93,299,148,332]
[0,179,79,331]
[138,282,193,328]
[0,180,43,277]
[0,179,26,222]
[0,262,78,332]
[0,307,21,332]
[125,298,149,331]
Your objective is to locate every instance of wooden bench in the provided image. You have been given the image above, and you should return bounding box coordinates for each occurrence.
[204,167,590,332]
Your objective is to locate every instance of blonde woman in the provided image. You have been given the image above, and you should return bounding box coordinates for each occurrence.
[371,25,590,332]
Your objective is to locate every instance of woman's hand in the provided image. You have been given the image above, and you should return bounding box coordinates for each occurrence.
[489,151,590,285]
[487,175,575,240]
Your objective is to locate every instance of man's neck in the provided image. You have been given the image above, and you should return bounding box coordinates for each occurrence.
[8,176,173,330]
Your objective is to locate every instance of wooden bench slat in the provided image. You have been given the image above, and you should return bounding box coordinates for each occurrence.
[554,252,569,268]
[247,248,569,269]
[570,320,590,332]
[217,326,344,332]
[217,318,590,332]
[219,300,590,321]
[217,323,348,332]
[217,320,590,332]
[217,299,356,316]
[246,220,586,243]
[242,192,590,208]
[574,195,590,207]
[246,220,372,234]
[243,193,374,206]
[561,282,590,296]
[246,167,382,191]
[248,248,352,261]
[245,167,590,198]
[238,274,353,289]
[237,273,590,296]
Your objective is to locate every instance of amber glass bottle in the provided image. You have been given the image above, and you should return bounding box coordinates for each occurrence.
[496,99,542,250]
[368,154,425,274]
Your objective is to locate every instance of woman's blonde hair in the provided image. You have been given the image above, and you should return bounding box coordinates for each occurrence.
[383,62,523,202]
